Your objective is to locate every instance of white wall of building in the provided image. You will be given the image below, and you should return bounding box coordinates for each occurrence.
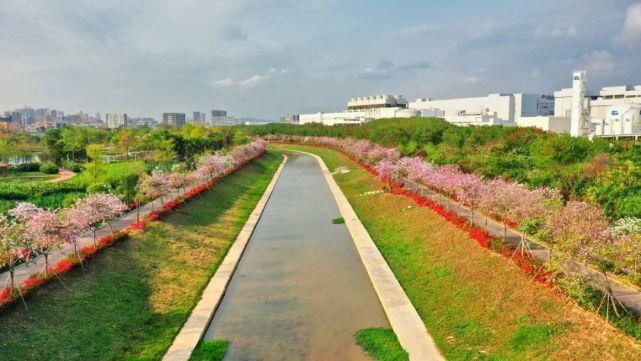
[409,93,515,124]
[299,107,419,126]
[516,116,571,133]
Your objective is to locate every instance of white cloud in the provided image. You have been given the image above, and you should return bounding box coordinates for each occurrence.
[580,50,616,74]
[534,25,577,39]
[623,3,641,41]
[464,76,480,84]
[212,78,235,87]
[212,68,289,87]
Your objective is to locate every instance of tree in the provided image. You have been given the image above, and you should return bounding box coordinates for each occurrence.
[11,204,60,276]
[60,126,88,160]
[0,215,30,291]
[114,128,136,156]
[74,193,128,243]
[85,144,105,184]
[152,138,177,164]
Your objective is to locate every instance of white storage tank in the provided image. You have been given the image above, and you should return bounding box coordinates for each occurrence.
[604,105,641,135]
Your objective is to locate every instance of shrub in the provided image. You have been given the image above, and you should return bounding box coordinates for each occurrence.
[62,160,83,172]
[15,162,41,172]
[0,189,29,200]
[39,162,59,174]
[86,183,111,194]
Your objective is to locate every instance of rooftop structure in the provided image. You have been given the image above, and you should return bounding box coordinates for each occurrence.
[299,95,418,126]
[347,95,408,111]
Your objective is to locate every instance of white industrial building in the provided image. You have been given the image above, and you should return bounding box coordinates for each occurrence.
[298,95,419,125]
[409,93,558,129]
[554,71,641,137]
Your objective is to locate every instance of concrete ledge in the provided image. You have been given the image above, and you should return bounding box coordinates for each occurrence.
[289,149,444,361]
[162,155,288,361]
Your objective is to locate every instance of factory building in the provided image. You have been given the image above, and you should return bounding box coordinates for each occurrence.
[554,72,641,137]
[299,95,419,125]
[409,93,556,128]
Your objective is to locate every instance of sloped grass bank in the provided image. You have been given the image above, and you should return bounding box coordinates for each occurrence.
[0,152,282,360]
[273,145,641,361]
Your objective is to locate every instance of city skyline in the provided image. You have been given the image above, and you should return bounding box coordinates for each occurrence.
[1,0,641,120]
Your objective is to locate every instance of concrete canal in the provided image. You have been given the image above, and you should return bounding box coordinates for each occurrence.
[204,151,389,360]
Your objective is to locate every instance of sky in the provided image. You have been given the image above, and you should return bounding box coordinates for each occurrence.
[1,0,641,120]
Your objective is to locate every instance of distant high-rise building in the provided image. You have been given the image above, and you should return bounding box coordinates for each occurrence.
[163,113,186,128]
[105,113,128,128]
[210,110,228,125]
[95,112,101,123]
[192,111,207,122]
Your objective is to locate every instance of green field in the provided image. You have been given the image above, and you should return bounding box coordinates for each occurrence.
[273,144,641,361]
[0,152,282,360]
[70,160,146,186]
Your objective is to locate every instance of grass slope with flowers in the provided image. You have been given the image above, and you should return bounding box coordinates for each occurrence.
[0,151,282,360]
[272,144,641,361]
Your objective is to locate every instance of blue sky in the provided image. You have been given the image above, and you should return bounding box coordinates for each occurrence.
[1,0,640,120]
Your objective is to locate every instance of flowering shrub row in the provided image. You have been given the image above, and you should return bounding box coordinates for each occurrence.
[266,135,635,298]
[0,140,266,309]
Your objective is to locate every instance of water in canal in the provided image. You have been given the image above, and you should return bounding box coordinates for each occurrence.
[204,152,389,360]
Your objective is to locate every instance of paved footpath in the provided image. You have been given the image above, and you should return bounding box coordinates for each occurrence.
[402,179,641,315]
[48,168,77,183]
[0,187,185,289]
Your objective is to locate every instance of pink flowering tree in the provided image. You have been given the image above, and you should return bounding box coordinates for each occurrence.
[139,168,171,208]
[478,179,521,240]
[453,173,487,225]
[57,206,91,261]
[0,214,31,291]
[75,193,128,238]
[10,203,61,275]
[376,159,399,183]
[547,201,622,319]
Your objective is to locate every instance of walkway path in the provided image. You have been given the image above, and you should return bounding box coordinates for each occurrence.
[402,179,641,315]
[204,152,390,360]
[48,168,76,182]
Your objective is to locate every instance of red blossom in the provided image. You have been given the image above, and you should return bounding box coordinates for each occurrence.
[81,245,98,259]
[22,277,45,290]
[0,288,13,304]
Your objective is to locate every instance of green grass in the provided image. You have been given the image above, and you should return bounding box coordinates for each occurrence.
[0,152,282,360]
[188,339,229,361]
[331,216,345,224]
[272,144,641,361]
[356,328,408,361]
[71,160,146,186]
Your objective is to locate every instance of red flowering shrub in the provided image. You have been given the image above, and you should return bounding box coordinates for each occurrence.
[0,288,13,304]
[99,235,115,247]
[469,228,490,248]
[81,245,98,259]
[22,276,45,291]
[145,211,161,222]
[126,221,147,232]
[162,198,183,212]
[49,260,74,275]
